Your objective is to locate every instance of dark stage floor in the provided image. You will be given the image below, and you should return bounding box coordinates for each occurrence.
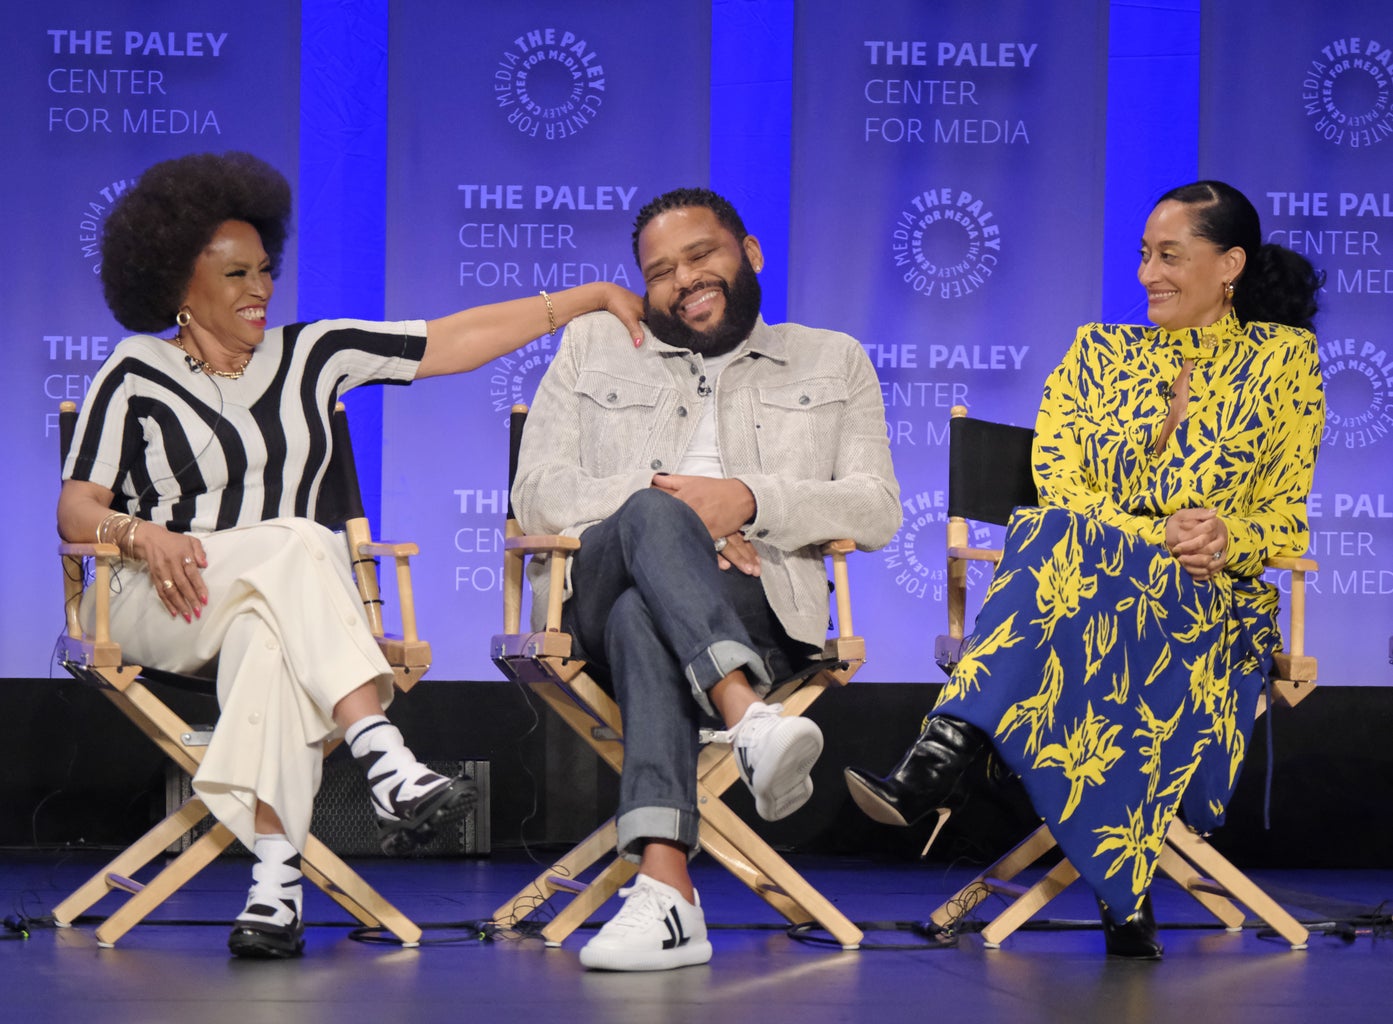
[1,849,1390,1023]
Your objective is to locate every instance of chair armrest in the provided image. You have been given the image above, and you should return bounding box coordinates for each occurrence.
[501,533,582,635]
[1263,556,1317,573]
[59,542,122,558]
[358,540,420,558]
[57,541,122,658]
[819,539,858,638]
[504,534,582,554]
[947,545,1005,564]
[343,517,425,645]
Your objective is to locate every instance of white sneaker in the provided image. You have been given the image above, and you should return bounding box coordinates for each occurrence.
[578,875,713,971]
[729,702,824,821]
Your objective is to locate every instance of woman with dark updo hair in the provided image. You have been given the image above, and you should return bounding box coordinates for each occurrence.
[845,180,1325,958]
[58,151,643,959]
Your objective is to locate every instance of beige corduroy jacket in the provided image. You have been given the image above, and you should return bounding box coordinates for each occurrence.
[513,312,902,649]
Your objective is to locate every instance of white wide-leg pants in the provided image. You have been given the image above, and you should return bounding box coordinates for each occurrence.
[80,517,395,850]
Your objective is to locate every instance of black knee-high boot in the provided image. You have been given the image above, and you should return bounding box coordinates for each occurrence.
[843,715,990,828]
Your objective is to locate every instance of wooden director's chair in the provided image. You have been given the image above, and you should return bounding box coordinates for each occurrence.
[926,405,1318,949]
[489,405,865,949]
[53,400,431,948]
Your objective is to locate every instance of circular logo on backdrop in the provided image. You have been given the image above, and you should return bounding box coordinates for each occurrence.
[891,189,1003,300]
[75,178,138,275]
[880,492,942,601]
[494,28,606,140]
[489,338,558,416]
[1302,39,1393,149]
[1321,338,1393,449]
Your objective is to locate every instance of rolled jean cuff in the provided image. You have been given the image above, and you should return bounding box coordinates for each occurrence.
[616,806,701,863]
[683,639,773,717]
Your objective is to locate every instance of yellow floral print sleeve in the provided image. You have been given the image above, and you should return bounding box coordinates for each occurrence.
[1033,314,1323,573]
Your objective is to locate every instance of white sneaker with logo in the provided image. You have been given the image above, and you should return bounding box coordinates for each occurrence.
[579,874,712,971]
[728,702,824,821]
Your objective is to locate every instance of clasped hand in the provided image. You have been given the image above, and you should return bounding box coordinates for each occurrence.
[650,474,761,576]
[1164,507,1229,581]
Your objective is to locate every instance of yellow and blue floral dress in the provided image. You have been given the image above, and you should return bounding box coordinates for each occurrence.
[933,312,1323,918]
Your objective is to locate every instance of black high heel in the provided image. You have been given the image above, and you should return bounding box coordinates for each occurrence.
[1098,894,1163,959]
[843,715,990,856]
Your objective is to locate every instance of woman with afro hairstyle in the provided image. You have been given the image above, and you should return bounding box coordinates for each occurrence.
[58,151,643,959]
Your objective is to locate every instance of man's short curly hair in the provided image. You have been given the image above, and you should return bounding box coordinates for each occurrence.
[630,187,747,266]
[100,151,292,333]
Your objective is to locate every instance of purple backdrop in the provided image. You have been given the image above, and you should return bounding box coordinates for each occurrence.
[788,0,1111,681]
[1201,1,1393,685]
[6,1,299,677]
[381,1,712,677]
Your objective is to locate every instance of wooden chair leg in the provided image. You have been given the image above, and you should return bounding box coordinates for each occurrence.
[1164,821,1309,949]
[52,797,220,928]
[696,789,863,949]
[1157,842,1246,931]
[979,857,1080,949]
[492,818,621,932]
[300,836,422,946]
[929,823,1060,929]
[93,823,237,947]
[538,856,638,947]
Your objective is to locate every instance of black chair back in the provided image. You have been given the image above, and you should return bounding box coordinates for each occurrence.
[317,404,367,529]
[507,404,528,521]
[947,415,1038,526]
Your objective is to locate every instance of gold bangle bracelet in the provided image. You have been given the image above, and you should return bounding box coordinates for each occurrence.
[540,290,557,336]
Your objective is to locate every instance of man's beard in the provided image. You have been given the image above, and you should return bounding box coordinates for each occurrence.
[644,257,762,357]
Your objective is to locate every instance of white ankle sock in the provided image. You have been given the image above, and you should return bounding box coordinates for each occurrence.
[345,715,446,819]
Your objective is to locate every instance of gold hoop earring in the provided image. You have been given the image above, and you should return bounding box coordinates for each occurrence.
[176,308,192,328]
[1223,281,1234,301]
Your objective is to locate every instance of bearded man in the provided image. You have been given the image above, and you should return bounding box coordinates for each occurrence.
[512,187,901,971]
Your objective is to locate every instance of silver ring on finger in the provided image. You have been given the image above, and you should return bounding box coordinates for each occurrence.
[183,556,194,565]
[713,537,728,553]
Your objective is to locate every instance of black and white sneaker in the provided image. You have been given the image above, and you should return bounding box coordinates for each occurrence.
[228,883,304,959]
[375,774,477,856]
[727,702,823,820]
[579,875,713,971]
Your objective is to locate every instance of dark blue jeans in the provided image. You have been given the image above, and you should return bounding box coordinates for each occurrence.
[562,489,814,859]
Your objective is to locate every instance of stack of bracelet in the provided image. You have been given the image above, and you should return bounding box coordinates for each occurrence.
[96,511,141,558]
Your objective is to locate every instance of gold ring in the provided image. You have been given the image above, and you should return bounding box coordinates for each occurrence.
[161,579,174,589]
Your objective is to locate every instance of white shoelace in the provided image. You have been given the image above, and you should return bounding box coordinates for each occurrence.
[604,881,671,934]
[699,702,785,747]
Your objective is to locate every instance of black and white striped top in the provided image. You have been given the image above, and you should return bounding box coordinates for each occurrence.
[63,319,427,533]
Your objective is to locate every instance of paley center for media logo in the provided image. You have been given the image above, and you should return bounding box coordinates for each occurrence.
[891,188,1002,299]
[1303,36,1393,149]
[76,176,137,274]
[494,27,606,140]
[1321,335,1393,449]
